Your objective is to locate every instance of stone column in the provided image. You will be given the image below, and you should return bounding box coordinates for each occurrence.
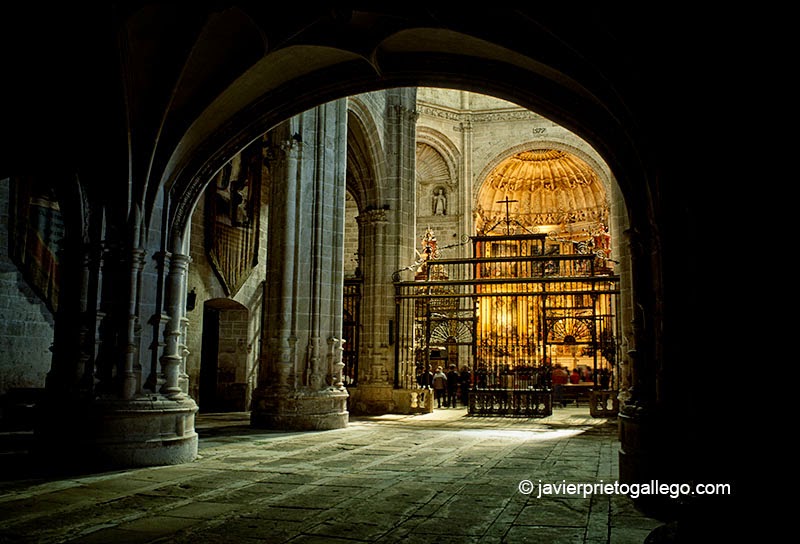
[160,251,191,399]
[615,223,634,405]
[37,227,198,468]
[618,224,661,497]
[122,247,145,399]
[256,121,300,394]
[251,101,349,430]
[355,209,390,387]
[45,240,100,398]
[349,89,418,415]
[179,316,191,395]
[458,91,473,260]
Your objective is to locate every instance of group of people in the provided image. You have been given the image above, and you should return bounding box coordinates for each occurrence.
[551,364,612,387]
[551,364,613,407]
[417,361,612,409]
[417,364,471,408]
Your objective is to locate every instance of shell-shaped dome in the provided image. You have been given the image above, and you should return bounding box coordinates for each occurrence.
[477,149,607,232]
[416,143,451,185]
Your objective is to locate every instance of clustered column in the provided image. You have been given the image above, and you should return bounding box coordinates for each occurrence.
[251,101,349,430]
[37,207,199,467]
[159,250,192,399]
[355,208,390,385]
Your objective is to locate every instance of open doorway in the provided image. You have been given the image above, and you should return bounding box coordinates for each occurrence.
[199,299,250,413]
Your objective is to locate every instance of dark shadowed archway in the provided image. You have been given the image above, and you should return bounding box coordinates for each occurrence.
[0,6,742,539]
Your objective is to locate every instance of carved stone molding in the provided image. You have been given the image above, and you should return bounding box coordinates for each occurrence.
[416,103,544,124]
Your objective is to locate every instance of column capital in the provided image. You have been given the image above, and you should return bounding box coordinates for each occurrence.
[391,103,419,122]
[264,136,302,165]
[356,208,389,226]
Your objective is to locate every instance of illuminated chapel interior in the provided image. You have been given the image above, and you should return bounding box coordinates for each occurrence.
[0,87,627,437]
[385,89,622,417]
[0,88,624,430]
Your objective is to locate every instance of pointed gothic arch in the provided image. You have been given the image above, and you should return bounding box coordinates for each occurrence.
[346,96,387,211]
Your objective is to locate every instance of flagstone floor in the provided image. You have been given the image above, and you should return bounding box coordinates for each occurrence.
[0,406,663,543]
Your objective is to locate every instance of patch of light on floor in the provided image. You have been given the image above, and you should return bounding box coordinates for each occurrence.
[456,428,585,440]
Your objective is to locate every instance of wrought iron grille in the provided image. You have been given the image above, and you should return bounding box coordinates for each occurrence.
[394,233,619,417]
[343,279,361,387]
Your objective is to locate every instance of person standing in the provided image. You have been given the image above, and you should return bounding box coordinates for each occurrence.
[432,366,448,408]
[446,364,459,408]
[551,364,569,408]
[417,364,433,406]
[418,364,433,389]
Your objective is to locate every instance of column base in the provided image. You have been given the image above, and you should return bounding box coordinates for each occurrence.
[347,384,395,415]
[35,395,198,469]
[251,388,349,430]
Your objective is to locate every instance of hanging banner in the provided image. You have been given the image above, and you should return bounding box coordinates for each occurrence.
[206,141,262,296]
[9,177,63,313]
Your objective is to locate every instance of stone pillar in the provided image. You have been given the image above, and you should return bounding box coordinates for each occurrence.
[251,101,349,430]
[179,316,191,395]
[349,89,418,415]
[37,228,199,468]
[458,91,473,259]
[356,208,390,387]
[616,225,635,405]
[45,240,100,398]
[122,247,145,399]
[262,127,300,393]
[617,224,666,514]
[160,251,191,399]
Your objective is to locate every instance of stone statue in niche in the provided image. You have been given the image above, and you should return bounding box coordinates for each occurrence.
[433,188,447,215]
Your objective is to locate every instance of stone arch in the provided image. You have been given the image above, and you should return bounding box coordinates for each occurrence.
[346,96,387,211]
[155,24,652,434]
[162,30,653,252]
[415,128,461,219]
[2,9,737,532]
[118,13,656,472]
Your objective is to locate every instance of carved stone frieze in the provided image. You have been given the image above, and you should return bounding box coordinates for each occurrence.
[416,103,544,124]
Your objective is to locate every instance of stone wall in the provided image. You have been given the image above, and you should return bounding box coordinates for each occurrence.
[185,143,268,409]
[0,177,53,397]
[344,191,360,278]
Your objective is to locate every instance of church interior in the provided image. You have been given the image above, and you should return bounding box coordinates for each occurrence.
[1,4,747,542]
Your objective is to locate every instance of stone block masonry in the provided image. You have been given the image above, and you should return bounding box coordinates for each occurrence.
[0,178,53,399]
